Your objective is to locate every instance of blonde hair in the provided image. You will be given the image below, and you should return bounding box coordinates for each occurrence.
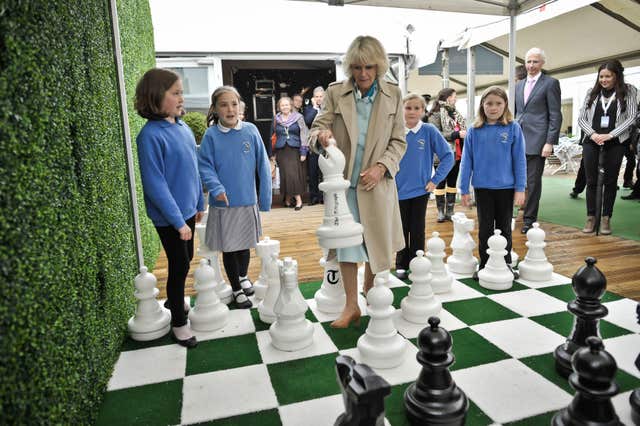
[206,86,242,126]
[342,35,389,79]
[403,93,427,111]
[277,96,292,111]
[473,86,513,128]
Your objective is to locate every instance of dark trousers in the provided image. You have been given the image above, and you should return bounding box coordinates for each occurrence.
[307,152,323,202]
[583,141,626,217]
[572,157,586,194]
[474,189,513,269]
[156,215,196,327]
[435,160,461,189]
[623,141,637,184]
[396,194,429,270]
[524,155,546,225]
[222,249,250,292]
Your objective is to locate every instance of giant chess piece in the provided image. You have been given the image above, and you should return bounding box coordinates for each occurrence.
[552,336,621,425]
[426,232,453,294]
[554,257,609,378]
[510,218,519,268]
[314,255,346,314]
[189,259,229,332]
[254,236,280,302]
[404,317,469,426]
[518,223,553,282]
[270,257,314,351]
[631,303,640,425]
[316,138,364,249]
[478,230,513,291]
[334,355,391,426]
[401,251,441,323]
[357,277,406,369]
[258,252,282,324]
[447,212,478,275]
[128,266,171,341]
[195,217,233,305]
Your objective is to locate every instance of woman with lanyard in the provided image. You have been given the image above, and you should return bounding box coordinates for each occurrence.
[577,59,638,235]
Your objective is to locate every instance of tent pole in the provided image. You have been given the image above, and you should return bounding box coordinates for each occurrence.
[442,48,450,89]
[508,7,517,112]
[108,0,145,269]
[466,46,476,123]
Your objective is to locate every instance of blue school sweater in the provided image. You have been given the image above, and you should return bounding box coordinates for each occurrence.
[395,123,454,200]
[458,121,527,195]
[137,119,204,229]
[198,121,272,211]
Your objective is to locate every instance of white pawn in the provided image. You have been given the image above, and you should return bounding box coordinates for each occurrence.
[189,259,229,332]
[426,232,453,294]
[376,270,391,287]
[357,276,406,369]
[510,218,519,268]
[478,230,514,290]
[518,223,553,282]
[254,237,280,302]
[401,251,441,323]
[316,139,364,249]
[314,255,346,314]
[447,212,479,275]
[258,252,281,324]
[128,266,171,341]
[270,257,314,351]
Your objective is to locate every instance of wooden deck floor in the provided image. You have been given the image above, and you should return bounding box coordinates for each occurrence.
[153,203,640,301]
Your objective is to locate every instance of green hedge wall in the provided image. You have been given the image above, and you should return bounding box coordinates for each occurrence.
[0,1,159,423]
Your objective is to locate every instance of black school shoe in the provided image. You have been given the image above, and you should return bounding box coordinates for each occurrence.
[172,334,198,349]
[239,278,254,296]
[233,291,253,309]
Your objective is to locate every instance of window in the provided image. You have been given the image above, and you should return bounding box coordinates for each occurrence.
[419,46,503,76]
[169,67,209,96]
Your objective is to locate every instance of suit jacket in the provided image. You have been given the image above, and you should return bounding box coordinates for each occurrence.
[309,78,407,273]
[303,105,320,128]
[514,73,562,155]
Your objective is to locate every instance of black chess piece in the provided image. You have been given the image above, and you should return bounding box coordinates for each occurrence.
[404,317,468,426]
[552,336,622,425]
[554,257,609,378]
[334,354,391,426]
[629,303,640,425]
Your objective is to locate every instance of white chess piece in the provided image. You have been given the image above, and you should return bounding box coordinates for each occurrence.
[195,220,233,305]
[518,223,553,282]
[510,218,519,268]
[447,212,479,275]
[316,139,364,249]
[314,255,346,314]
[357,277,406,369]
[376,270,391,287]
[254,237,280,301]
[478,230,514,290]
[401,251,441,323]
[128,266,171,341]
[426,232,453,293]
[258,252,281,324]
[189,259,229,331]
[270,257,314,351]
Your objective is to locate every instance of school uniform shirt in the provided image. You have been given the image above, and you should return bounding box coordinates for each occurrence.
[137,118,204,229]
[458,121,527,195]
[395,122,454,200]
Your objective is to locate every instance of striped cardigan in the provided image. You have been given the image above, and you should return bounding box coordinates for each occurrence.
[578,83,638,143]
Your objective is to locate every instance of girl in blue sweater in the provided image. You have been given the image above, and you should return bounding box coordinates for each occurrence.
[395,93,454,280]
[459,86,526,279]
[199,86,272,309]
[135,68,205,348]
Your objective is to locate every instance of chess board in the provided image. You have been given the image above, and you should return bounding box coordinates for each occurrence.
[97,270,640,425]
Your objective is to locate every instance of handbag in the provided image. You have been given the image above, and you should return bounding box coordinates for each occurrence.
[270,117,277,151]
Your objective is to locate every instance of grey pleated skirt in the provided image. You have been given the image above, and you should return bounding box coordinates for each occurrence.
[204,205,261,252]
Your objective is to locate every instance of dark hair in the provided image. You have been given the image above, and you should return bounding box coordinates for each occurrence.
[206,86,242,127]
[428,88,456,116]
[474,86,513,128]
[586,60,627,113]
[515,65,527,82]
[134,68,180,120]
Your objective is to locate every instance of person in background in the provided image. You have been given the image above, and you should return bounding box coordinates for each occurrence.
[459,86,526,280]
[199,86,272,308]
[514,47,562,234]
[395,93,453,280]
[134,68,205,348]
[577,60,638,234]
[310,35,406,328]
[238,100,246,121]
[428,88,467,222]
[304,86,325,205]
[292,93,304,113]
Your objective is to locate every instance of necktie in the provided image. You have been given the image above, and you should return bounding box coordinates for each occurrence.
[524,79,535,104]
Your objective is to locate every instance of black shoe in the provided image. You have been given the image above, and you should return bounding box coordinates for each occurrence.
[294,205,303,211]
[521,225,531,234]
[164,300,190,315]
[622,192,640,200]
[172,334,198,349]
[569,191,579,199]
[472,271,479,281]
[239,278,254,296]
[508,266,519,280]
[233,291,253,309]
[309,198,319,206]
[623,181,634,189]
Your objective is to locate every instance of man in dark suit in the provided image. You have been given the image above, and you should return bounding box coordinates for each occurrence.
[304,86,325,205]
[515,47,562,233]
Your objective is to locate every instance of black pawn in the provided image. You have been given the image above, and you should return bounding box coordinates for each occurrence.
[629,303,640,425]
[552,336,621,425]
[404,316,468,426]
[554,257,609,378]
[334,354,391,426]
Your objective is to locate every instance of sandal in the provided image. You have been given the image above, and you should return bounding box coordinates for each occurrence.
[239,278,254,296]
[233,291,253,309]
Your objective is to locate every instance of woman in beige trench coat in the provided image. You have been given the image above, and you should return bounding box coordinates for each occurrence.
[310,35,406,328]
